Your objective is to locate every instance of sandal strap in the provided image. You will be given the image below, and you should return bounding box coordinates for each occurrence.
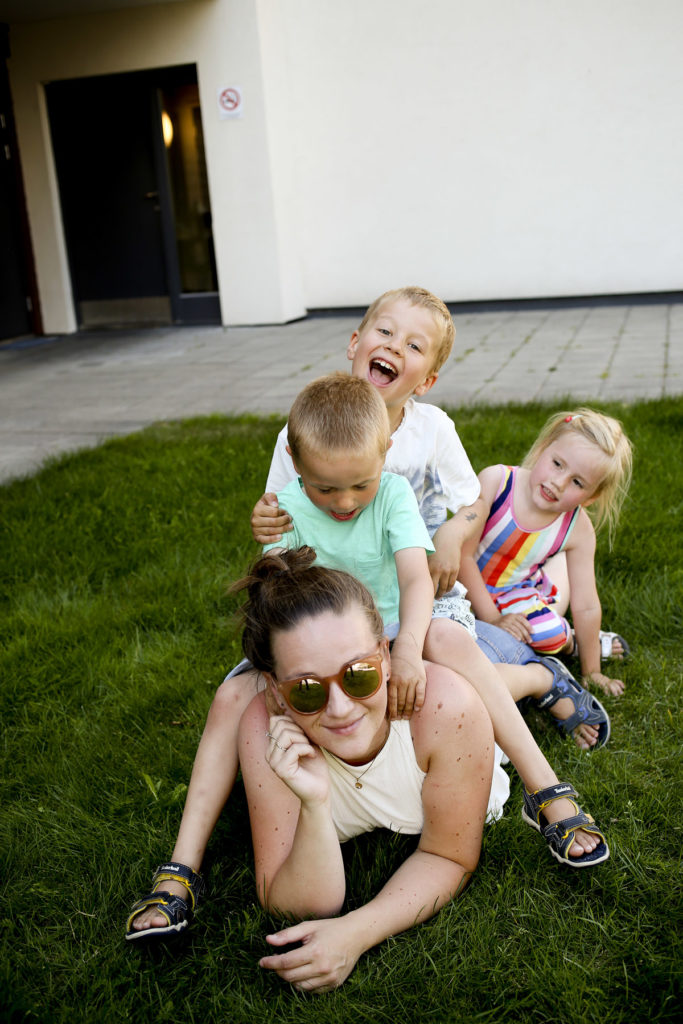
[534,657,581,711]
[541,811,606,860]
[541,809,596,839]
[126,890,190,933]
[527,782,579,812]
[152,861,204,911]
[533,656,610,746]
[554,689,608,734]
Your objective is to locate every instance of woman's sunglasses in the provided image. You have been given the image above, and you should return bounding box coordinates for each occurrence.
[273,647,385,714]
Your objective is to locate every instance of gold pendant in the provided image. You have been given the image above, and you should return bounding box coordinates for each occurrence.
[355,781,362,789]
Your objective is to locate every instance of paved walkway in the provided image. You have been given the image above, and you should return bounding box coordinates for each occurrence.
[1,298,680,484]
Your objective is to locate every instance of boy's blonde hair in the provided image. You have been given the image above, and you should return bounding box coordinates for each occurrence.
[523,407,633,541]
[287,372,391,462]
[356,286,455,374]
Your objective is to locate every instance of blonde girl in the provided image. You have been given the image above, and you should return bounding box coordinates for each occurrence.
[459,408,633,696]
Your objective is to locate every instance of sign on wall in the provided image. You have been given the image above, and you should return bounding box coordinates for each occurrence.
[217,86,243,120]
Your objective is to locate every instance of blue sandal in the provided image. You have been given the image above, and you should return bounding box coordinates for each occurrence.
[125,861,204,942]
[522,783,610,867]
[536,656,610,748]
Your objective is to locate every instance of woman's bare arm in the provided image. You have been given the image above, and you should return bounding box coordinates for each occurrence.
[257,663,493,991]
[238,695,346,918]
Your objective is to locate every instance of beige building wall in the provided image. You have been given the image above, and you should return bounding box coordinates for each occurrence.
[275,0,683,308]
[8,0,306,331]
[7,0,683,331]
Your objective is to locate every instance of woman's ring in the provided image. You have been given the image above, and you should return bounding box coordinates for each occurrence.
[265,730,288,752]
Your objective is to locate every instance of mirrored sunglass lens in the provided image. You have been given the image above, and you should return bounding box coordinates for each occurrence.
[288,678,327,713]
[342,662,380,698]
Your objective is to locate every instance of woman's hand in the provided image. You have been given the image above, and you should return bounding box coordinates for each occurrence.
[259,915,365,992]
[251,493,293,544]
[265,716,330,806]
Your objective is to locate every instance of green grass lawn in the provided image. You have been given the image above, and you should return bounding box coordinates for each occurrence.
[1,399,681,1024]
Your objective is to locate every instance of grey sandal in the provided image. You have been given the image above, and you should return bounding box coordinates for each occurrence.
[536,656,611,748]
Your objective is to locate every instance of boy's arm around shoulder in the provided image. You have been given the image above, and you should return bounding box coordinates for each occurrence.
[251,425,296,544]
[430,495,487,596]
[260,486,300,554]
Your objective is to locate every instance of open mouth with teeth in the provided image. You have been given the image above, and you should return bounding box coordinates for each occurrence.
[369,358,398,385]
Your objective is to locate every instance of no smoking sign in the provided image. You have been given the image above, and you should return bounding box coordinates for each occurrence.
[217,85,244,120]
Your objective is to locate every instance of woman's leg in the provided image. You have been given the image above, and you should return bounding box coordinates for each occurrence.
[129,670,261,932]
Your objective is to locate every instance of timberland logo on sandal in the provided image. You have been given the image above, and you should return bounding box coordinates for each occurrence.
[555,786,572,794]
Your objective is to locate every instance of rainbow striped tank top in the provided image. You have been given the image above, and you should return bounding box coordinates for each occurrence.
[476,466,579,593]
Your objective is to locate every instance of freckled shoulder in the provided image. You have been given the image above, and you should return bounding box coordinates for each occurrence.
[410,662,490,771]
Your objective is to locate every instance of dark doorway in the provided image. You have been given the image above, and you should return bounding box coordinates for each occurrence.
[0,25,40,341]
[45,64,219,329]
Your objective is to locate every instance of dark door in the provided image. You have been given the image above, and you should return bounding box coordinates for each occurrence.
[45,65,219,329]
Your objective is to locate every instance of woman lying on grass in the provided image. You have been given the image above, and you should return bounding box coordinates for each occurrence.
[233,547,505,992]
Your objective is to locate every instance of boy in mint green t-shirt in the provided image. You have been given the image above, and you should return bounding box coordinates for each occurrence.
[265,372,436,715]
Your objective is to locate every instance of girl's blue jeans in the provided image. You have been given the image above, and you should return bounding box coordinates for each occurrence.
[475,620,539,666]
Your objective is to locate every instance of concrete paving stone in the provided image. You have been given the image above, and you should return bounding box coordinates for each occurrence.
[601,387,665,401]
[1,300,679,485]
[613,336,663,352]
[605,364,664,379]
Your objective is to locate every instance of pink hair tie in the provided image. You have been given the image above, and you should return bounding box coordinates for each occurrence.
[564,415,573,422]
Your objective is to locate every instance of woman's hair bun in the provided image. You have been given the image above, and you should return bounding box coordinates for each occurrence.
[230,547,384,675]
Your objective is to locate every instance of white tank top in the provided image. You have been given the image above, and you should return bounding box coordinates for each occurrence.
[321,719,509,842]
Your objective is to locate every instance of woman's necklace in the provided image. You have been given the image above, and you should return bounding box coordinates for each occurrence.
[333,753,378,789]
[330,722,390,789]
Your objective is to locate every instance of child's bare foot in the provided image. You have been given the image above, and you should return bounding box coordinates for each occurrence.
[569,629,630,663]
[584,670,625,697]
[606,634,627,659]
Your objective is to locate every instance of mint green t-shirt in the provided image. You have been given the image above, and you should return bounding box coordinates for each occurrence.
[263,471,434,626]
